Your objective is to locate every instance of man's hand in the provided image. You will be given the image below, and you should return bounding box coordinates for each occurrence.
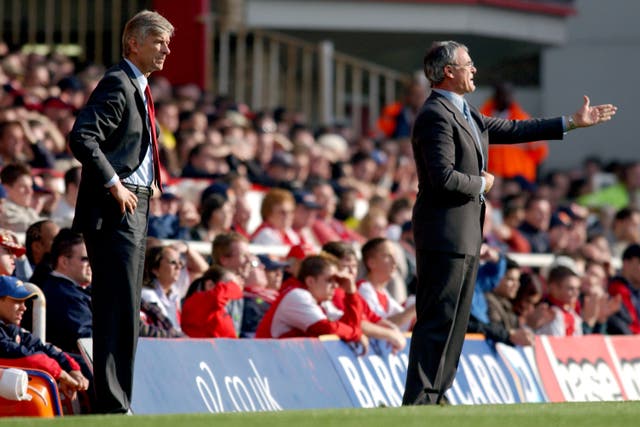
[68,370,90,391]
[509,327,535,347]
[57,371,80,400]
[109,181,138,214]
[334,271,357,294]
[482,171,495,194]
[572,95,617,128]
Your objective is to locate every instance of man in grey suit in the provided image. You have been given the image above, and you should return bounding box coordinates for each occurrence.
[69,10,173,414]
[402,40,617,405]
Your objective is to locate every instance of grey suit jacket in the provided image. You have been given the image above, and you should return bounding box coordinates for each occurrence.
[69,60,153,231]
[411,91,564,255]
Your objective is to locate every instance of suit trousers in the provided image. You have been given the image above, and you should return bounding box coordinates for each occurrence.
[402,249,480,405]
[84,190,149,413]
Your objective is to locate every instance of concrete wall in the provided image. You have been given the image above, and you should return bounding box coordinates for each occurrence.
[541,0,640,171]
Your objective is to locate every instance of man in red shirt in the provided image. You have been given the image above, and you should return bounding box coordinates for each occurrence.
[256,255,364,344]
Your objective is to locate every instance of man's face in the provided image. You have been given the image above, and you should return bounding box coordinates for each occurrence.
[494,268,522,299]
[221,240,252,279]
[0,246,16,276]
[306,265,339,303]
[61,243,92,285]
[5,174,33,208]
[550,276,581,307]
[129,31,171,75]
[446,47,477,95]
[0,296,28,325]
[0,123,25,160]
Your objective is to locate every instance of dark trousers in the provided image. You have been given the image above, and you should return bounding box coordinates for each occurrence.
[84,191,149,414]
[402,249,480,405]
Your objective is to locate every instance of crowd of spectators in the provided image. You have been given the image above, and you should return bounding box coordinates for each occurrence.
[0,42,640,412]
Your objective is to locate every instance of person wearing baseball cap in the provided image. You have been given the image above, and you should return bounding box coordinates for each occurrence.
[0,275,89,400]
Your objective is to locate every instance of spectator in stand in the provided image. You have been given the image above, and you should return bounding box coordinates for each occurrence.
[251,188,300,247]
[155,100,181,176]
[386,197,413,242]
[607,244,640,334]
[377,80,427,139]
[141,245,187,332]
[240,255,288,338]
[259,151,299,191]
[292,190,322,251]
[580,260,621,334]
[578,161,640,211]
[310,180,365,246]
[518,195,552,253]
[139,299,184,338]
[0,230,26,277]
[285,243,316,280]
[0,275,89,400]
[479,82,548,183]
[323,241,406,353]
[181,142,230,179]
[513,272,554,331]
[473,255,535,346]
[0,119,56,169]
[548,210,573,254]
[24,219,59,286]
[50,166,81,229]
[212,232,254,287]
[255,255,365,347]
[181,265,243,338]
[535,266,583,337]
[39,229,92,354]
[359,209,410,304]
[0,163,44,232]
[610,207,640,259]
[190,193,235,242]
[358,238,416,331]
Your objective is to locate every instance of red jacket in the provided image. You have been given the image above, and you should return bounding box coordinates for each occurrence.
[181,281,244,338]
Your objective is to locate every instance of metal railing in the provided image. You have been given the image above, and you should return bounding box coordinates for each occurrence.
[1,1,411,132]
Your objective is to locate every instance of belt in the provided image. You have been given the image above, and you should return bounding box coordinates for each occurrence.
[122,182,153,197]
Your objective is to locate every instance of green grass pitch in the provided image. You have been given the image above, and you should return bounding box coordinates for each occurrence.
[1,401,639,427]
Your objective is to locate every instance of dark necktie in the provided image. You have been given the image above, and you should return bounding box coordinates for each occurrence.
[463,100,484,169]
[144,85,163,191]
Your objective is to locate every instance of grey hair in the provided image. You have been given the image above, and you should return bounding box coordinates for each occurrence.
[122,10,174,57]
[423,41,467,86]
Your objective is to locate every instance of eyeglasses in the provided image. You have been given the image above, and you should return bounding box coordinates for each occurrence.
[166,259,184,268]
[448,61,475,69]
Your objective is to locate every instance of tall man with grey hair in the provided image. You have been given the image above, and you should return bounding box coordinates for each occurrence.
[69,10,174,413]
[403,40,617,405]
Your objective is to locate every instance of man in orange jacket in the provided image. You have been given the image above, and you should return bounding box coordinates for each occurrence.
[480,82,548,183]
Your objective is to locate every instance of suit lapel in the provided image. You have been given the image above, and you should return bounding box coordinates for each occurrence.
[119,60,148,125]
[431,93,485,166]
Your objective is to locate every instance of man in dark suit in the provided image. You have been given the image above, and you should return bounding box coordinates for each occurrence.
[68,10,174,414]
[403,40,617,405]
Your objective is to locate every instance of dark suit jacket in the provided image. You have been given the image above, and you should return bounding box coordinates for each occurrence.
[40,273,92,353]
[412,91,564,255]
[69,60,153,232]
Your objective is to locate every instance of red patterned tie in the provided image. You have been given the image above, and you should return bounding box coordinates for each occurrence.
[144,85,163,191]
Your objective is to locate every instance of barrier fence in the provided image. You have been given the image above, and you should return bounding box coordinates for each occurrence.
[127,334,640,414]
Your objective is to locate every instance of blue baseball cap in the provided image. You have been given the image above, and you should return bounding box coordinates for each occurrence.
[257,254,289,271]
[0,276,37,300]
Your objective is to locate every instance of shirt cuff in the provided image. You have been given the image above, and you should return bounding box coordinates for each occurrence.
[480,176,486,195]
[105,174,118,188]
